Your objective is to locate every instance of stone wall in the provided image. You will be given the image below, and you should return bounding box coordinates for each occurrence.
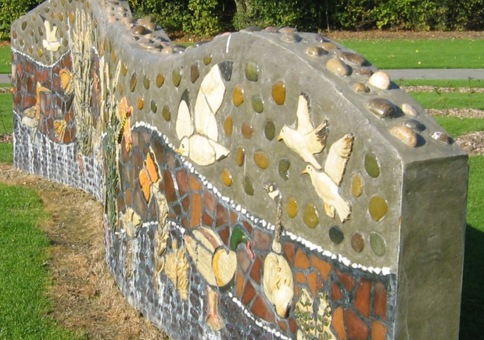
[11,1,468,339]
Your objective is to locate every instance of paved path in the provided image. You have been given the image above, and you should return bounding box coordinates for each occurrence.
[385,69,484,80]
[1,69,484,84]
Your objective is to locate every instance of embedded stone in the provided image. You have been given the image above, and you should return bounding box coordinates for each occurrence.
[278,159,290,180]
[405,119,426,132]
[131,25,147,36]
[221,168,233,186]
[253,151,269,169]
[351,174,364,197]
[352,82,369,93]
[172,69,182,87]
[287,197,298,218]
[190,62,200,83]
[243,176,254,195]
[370,232,386,256]
[303,203,319,229]
[242,122,253,138]
[351,232,365,253]
[326,57,350,77]
[232,85,244,107]
[245,62,259,82]
[366,98,397,118]
[235,147,245,166]
[320,42,338,51]
[223,116,233,136]
[155,73,165,87]
[272,80,286,105]
[369,195,388,221]
[402,103,419,116]
[365,153,381,178]
[251,96,264,113]
[390,126,418,147]
[329,226,344,245]
[432,131,450,143]
[368,70,391,90]
[337,51,368,66]
[305,46,327,57]
[264,120,276,140]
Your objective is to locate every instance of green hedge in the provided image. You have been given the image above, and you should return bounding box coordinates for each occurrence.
[2,0,483,40]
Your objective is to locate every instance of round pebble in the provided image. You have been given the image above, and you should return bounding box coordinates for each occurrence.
[368,71,391,90]
[402,103,419,116]
[390,126,417,147]
[366,98,397,119]
[326,57,350,77]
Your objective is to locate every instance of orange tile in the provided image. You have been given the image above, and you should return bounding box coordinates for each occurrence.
[344,309,369,340]
[372,320,387,340]
[295,248,310,269]
[336,270,355,292]
[311,255,332,282]
[374,281,387,320]
[332,306,346,340]
[189,193,202,228]
[355,280,371,318]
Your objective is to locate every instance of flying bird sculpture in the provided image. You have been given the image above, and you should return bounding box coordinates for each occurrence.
[278,94,329,170]
[176,64,230,166]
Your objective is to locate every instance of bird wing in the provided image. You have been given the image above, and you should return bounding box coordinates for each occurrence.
[207,139,230,161]
[176,99,194,140]
[304,120,329,154]
[324,134,354,186]
[295,94,314,135]
[194,64,225,141]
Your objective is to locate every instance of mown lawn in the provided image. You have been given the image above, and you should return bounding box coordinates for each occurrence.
[341,39,484,69]
[0,183,83,339]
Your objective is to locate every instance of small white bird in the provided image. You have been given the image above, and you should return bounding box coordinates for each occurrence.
[302,133,354,222]
[176,64,229,166]
[278,94,329,170]
[41,18,61,51]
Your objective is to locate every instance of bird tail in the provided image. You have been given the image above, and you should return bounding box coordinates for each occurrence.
[333,195,351,222]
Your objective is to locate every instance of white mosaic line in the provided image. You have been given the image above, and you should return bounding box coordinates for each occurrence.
[132,121,394,276]
[11,47,72,68]
[228,292,291,340]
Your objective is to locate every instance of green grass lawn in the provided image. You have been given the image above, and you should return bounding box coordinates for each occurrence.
[341,39,484,69]
[0,46,11,74]
[0,183,82,339]
[0,92,13,163]
[410,91,484,110]
[397,79,484,88]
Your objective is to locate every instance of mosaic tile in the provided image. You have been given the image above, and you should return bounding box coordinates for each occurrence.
[221,168,233,187]
[364,153,381,178]
[242,279,256,305]
[245,62,259,82]
[251,95,264,113]
[137,97,144,110]
[329,226,344,245]
[251,296,275,323]
[372,321,388,340]
[190,62,200,83]
[232,85,244,107]
[311,255,331,281]
[250,255,262,284]
[253,151,269,169]
[331,306,346,340]
[369,195,388,221]
[241,122,253,139]
[374,281,387,320]
[351,174,364,197]
[370,232,386,256]
[295,248,310,269]
[143,75,150,90]
[263,120,275,141]
[303,203,319,229]
[235,147,245,166]
[355,280,371,318]
[150,100,157,113]
[172,69,182,87]
[129,73,137,92]
[218,61,233,81]
[243,176,254,195]
[223,116,233,136]
[344,309,370,339]
[203,55,212,65]
[155,73,165,88]
[336,270,355,292]
[271,80,286,105]
[351,232,365,253]
[162,106,171,121]
[286,197,298,218]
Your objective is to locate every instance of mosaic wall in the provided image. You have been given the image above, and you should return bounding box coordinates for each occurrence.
[11,0,468,339]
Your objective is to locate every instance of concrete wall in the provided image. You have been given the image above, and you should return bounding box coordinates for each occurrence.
[11,0,467,339]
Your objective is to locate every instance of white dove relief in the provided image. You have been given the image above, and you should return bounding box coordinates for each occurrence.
[303,133,354,222]
[278,94,329,170]
[176,64,230,166]
[42,18,61,51]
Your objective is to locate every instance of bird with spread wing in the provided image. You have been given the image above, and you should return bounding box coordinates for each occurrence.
[176,64,230,166]
[302,133,354,222]
[278,93,329,170]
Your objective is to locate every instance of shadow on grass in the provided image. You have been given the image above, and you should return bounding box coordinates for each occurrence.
[459,224,484,339]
